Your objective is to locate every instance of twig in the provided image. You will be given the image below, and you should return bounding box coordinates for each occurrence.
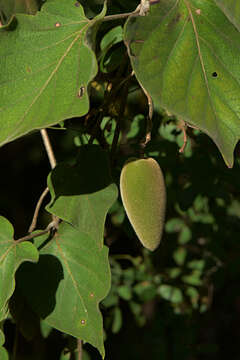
[28,187,50,233]
[102,0,159,22]
[40,129,56,169]
[16,228,51,244]
[102,10,140,22]
[177,119,188,153]
[77,339,82,360]
[40,129,60,229]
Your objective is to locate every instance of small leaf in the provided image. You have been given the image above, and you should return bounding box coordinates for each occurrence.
[178,226,192,244]
[186,286,199,308]
[100,25,123,50]
[101,290,118,308]
[182,270,202,286]
[117,285,132,301]
[173,247,187,266]
[134,281,157,302]
[111,307,122,333]
[158,284,183,303]
[167,267,182,279]
[187,259,205,271]
[129,301,142,316]
[165,218,184,233]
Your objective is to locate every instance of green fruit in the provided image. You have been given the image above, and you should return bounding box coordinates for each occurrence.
[120,157,166,251]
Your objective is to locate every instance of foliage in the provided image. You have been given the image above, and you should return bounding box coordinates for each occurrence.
[0,0,240,359]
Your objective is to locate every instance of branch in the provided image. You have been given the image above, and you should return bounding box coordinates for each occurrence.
[40,128,60,229]
[102,0,160,22]
[77,339,82,360]
[102,11,139,22]
[40,129,56,169]
[16,228,51,244]
[28,187,49,233]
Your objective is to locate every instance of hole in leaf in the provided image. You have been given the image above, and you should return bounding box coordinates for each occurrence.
[77,86,85,98]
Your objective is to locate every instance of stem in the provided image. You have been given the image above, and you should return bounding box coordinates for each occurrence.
[77,339,82,360]
[102,0,160,22]
[40,129,60,228]
[102,10,140,22]
[40,129,56,169]
[28,187,49,233]
[16,228,51,244]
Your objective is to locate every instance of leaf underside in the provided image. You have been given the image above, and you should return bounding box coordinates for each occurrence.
[0,0,104,146]
[124,0,240,167]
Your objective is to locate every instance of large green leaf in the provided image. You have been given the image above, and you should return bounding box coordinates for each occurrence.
[0,216,39,321]
[214,0,240,31]
[0,0,105,146]
[124,0,240,167]
[18,222,111,358]
[46,145,118,247]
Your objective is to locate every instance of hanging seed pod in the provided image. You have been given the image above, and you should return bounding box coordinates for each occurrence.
[120,157,166,251]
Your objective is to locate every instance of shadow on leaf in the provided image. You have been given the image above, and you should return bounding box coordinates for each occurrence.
[16,254,64,319]
[48,145,112,199]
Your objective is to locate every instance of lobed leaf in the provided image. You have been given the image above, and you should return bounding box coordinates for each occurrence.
[18,222,111,358]
[46,145,118,247]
